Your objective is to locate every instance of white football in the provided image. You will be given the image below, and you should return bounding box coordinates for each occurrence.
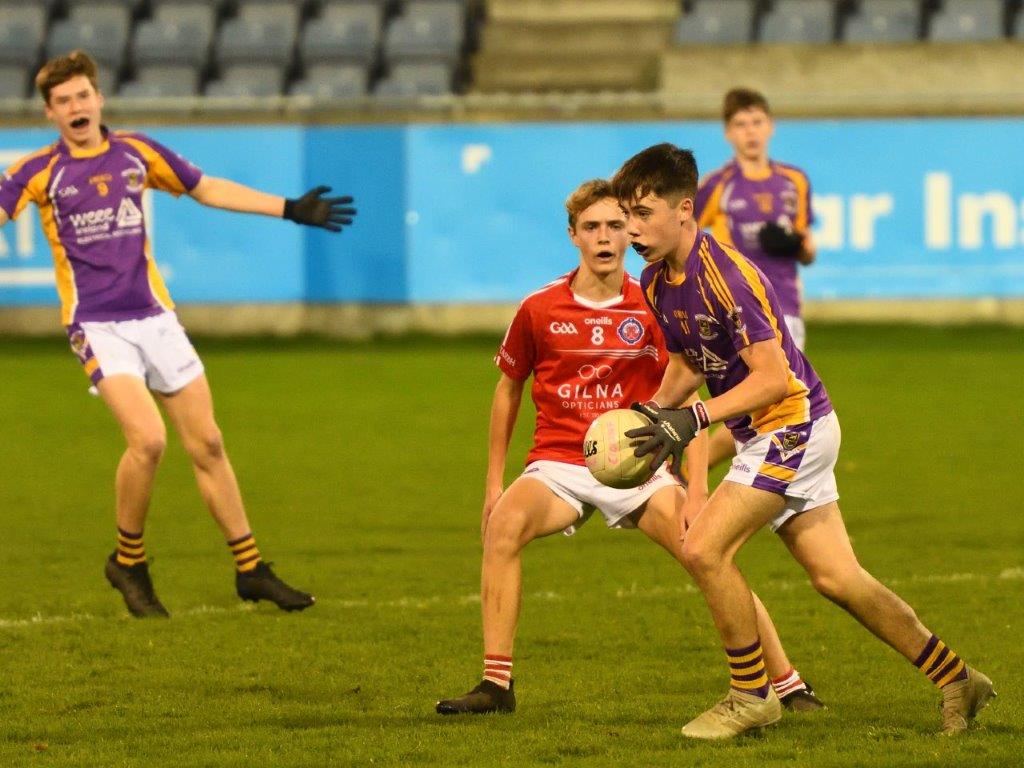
[583,408,656,489]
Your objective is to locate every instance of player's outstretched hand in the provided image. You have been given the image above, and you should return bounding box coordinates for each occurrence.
[625,402,702,476]
[284,186,357,232]
[758,221,803,257]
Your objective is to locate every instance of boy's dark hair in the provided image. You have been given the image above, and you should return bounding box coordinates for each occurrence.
[36,50,99,104]
[611,143,698,205]
[722,87,771,123]
[565,178,615,229]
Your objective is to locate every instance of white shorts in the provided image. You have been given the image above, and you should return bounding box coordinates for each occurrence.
[67,311,204,394]
[784,314,806,351]
[520,460,681,536]
[724,411,841,533]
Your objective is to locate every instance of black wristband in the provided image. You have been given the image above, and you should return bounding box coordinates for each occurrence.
[283,198,297,222]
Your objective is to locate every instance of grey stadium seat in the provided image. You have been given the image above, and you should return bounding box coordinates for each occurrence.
[675,0,756,45]
[759,0,836,44]
[929,0,1003,42]
[290,64,369,98]
[205,64,284,97]
[0,5,47,66]
[118,65,200,98]
[47,18,129,70]
[217,3,298,66]
[133,15,213,67]
[375,62,452,96]
[843,0,920,43]
[68,2,134,27]
[0,65,30,99]
[302,2,383,65]
[384,1,464,64]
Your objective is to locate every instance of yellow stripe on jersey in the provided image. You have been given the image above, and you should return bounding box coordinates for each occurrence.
[695,276,716,315]
[719,244,812,434]
[120,136,190,196]
[83,357,100,377]
[757,463,798,482]
[10,152,59,221]
[143,238,175,311]
[697,178,725,229]
[21,156,80,325]
[776,165,811,232]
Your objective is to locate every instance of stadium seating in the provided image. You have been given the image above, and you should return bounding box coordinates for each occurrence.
[0,65,30,99]
[384,1,466,64]
[375,62,452,96]
[0,5,47,68]
[291,64,370,99]
[217,2,298,67]
[674,0,756,46]
[47,7,131,71]
[929,0,1004,42]
[843,0,921,43]
[205,64,284,97]
[119,64,201,98]
[301,2,384,66]
[759,0,837,44]
[133,3,216,68]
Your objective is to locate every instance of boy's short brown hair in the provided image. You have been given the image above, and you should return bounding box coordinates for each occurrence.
[611,143,698,207]
[722,87,771,123]
[565,179,615,229]
[36,50,99,103]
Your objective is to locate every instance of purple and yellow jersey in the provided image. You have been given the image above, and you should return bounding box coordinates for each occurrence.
[640,231,832,443]
[0,127,202,325]
[694,159,813,318]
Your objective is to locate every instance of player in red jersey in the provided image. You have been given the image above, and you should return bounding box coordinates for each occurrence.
[436,180,822,715]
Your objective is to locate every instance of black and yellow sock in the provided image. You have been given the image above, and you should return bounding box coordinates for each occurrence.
[914,634,968,688]
[727,639,771,699]
[115,528,145,567]
[228,532,262,573]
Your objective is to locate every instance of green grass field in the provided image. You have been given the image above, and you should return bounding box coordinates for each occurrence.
[0,326,1021,767]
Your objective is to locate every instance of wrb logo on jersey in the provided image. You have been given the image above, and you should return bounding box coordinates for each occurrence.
[616,317,644,345]
[116,197,143,228]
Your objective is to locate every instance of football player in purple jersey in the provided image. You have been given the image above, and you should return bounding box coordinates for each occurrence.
[609,143,993,739]
[695,88,816,471]
[0,51,356,617]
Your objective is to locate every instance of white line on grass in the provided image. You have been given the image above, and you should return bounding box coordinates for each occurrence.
[0,568,1020,630]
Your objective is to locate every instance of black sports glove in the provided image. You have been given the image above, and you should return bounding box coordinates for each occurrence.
[283,186,357,232]
[625,401,709,476]
[758,221,804,257]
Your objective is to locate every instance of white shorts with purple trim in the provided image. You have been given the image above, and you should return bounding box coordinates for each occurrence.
[519,460,681,536]
[69,311,204,395]
[725,410,841,533]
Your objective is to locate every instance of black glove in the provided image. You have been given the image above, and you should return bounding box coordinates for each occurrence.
[625,402,706,476]
[758,221,803,257]
[284,186,357,232]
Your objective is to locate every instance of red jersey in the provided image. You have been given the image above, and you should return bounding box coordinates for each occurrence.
[496,269,668,466]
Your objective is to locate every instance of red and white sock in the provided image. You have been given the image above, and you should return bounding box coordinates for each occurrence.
[771,668,807,698]
[483,654,513,689]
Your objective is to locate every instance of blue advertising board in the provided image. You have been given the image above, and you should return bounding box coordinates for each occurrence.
[2,119,1022,307]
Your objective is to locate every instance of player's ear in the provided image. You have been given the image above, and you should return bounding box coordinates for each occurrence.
[568,225,581,247]
[677,196,693,224]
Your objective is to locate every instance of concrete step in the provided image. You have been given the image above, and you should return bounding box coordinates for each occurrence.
[473,52,658,92]
[481,21,672,54]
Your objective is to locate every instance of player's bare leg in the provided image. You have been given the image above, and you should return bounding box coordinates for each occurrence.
[632,486,822,710]
[159,374,314,611]
[96,374,169,617]
[779,502,994,733]
[675,481,787,737]
[706,426,737,471]
[437,477,577,714]
[158,375,249,540]
[98,375,167,534]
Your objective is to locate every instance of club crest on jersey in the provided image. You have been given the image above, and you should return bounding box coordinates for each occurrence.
[782,431,801,452]
[695,313,719,340]
[616,317,644,345]
[727,306,746,335]
[122,168,144,193]
[69,330,90,362]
